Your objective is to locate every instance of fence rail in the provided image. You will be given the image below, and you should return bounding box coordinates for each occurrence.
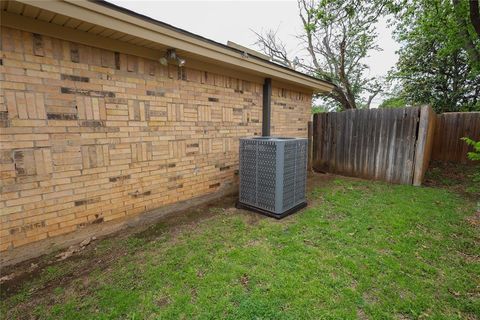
[431,112,480,164]
[312,106,435,185]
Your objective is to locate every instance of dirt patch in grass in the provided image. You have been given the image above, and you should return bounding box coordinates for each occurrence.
[0,194,235,301]
[240,274,250,289]
[466,211,480,228]
[356,308,369,320]
[155,296,170,307]
[307,170,335,188]
[424,160,479,199]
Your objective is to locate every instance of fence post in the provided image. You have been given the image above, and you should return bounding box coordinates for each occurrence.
[413,105,436,186]
[307,120,313,171]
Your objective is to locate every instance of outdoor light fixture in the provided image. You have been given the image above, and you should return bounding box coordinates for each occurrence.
[177,58,186,67]
[159,57,168,66]
[159,48,186,66]
[166,48,177,60]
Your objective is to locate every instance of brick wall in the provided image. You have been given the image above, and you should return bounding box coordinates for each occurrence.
[0,27,312,257]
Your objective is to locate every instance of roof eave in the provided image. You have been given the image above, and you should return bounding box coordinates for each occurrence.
[12,0,334,93]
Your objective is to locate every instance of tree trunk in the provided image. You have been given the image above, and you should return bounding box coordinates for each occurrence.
[470,0,480,38]
[453,0,480,67]
[338,38,357,109]
[331,86,355,110]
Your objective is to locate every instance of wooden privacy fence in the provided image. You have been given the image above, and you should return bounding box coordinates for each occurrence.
[312,106,435,185]
[432,112,480,164]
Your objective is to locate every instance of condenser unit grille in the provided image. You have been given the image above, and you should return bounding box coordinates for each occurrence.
[294,141,307,207]
[256,141,277,211]
[239,137,308,216]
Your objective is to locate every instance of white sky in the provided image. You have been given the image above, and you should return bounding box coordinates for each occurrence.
[109,0,399,107]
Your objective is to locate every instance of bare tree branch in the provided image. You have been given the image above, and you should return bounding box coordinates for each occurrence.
[254,0,386,110]
[252,28,294,68]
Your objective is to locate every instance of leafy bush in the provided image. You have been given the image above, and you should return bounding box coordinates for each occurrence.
[461,137,480,187]
[461,137,480,161]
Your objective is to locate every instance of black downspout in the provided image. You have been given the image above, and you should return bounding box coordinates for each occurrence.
[262,78,272,136]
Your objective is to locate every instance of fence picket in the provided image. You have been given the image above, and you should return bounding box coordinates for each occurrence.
[431,112,480,164]
[311,106,439,185]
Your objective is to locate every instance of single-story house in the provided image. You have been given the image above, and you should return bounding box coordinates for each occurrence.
[0,0,334,266]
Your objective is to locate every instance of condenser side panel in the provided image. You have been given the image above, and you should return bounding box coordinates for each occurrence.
[239,139,257,206]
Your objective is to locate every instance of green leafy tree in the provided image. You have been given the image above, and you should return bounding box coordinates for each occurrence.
[390,0,480,112]
[255,0,388,111]
[379,96,406,108]
[378,81,407,108]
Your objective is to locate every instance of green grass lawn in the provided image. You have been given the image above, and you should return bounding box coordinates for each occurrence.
[1,176,479,319]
